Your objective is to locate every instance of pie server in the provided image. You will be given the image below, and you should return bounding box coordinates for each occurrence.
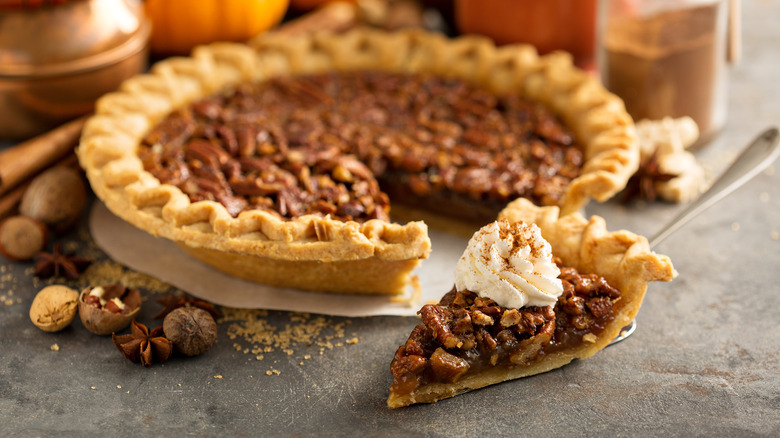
[610,126,780,346]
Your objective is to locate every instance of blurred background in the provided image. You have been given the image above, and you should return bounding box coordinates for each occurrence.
[0,0,738,142]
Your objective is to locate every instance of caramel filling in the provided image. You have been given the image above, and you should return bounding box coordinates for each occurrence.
[140,71,583,223]
[389,259,621,396]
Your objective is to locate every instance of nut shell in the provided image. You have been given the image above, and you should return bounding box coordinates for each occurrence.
[163,307,217,356]
[20,167,87,233]
[29,285,79,332]
[78,285,141,335]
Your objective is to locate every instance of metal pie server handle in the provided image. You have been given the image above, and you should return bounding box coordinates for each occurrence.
[609,127,780,346]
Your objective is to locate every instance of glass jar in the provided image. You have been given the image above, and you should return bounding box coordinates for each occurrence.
[599,0,729,143]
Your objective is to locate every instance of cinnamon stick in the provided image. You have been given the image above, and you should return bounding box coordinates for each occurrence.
[0,115,86,197]
[0,181,29,221]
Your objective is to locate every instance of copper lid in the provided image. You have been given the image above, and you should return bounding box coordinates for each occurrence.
[0,0,149,77]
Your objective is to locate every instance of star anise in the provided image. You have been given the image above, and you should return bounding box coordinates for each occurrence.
[154,293,221,320]
[112,319,173,367]
[33,243,92,280]
[621,148,679,202]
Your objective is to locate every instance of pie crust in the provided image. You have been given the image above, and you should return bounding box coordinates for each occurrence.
[386,198,676,408]
[77,28,639,295]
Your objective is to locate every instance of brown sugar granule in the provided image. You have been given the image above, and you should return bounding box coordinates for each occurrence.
[80,260,177,295]
[222,309,355,361]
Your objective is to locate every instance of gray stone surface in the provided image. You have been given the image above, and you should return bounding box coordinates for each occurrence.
[2,2,779,436]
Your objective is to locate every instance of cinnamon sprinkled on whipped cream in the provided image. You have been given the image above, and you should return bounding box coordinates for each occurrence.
[454,220,563,309]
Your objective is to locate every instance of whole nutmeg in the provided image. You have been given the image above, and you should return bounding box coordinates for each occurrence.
[163,307,217,356]
[78,284,141,335]
[29,285,79,332]
[20,167,87,233]
[0,216,49,261]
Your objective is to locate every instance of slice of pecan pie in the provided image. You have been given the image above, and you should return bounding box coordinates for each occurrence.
[78,29,639,295]
[387,198,676,408]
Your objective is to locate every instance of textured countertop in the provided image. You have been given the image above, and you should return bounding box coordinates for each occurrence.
[2,2,779,436]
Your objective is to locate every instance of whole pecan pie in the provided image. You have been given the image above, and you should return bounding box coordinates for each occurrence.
[387,198,676,408]
[77,29,639,295]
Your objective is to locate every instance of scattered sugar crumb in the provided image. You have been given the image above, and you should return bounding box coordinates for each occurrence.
[214,375,223,379]
[731,222,741,231]
[117,385,122,389]
[50,344,59,351]
[304,354,311,360]
[346,337,359,344]
[178,383,182,387]
[80,260,178,295]
[222,309,352,362]
[90,386,96,390]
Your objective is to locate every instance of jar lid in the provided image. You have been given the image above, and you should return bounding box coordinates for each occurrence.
[0,0,149,77]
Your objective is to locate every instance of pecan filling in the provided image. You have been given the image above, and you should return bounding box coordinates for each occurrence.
[389,258,621,397]
[140,71,583,222]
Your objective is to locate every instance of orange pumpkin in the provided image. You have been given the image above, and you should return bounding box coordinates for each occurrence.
[145,0,290,56]
[455,0,597,69]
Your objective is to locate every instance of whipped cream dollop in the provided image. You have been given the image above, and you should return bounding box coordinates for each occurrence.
[454,220,563,309]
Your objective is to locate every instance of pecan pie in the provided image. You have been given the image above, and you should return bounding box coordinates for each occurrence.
[387,199,676,408]
[78,29,639,295]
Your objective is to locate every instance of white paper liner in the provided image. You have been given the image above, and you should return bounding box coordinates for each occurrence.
[89,202,470,317]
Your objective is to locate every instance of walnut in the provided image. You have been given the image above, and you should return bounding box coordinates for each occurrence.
[29,285,79,332]
[163,307,217,356]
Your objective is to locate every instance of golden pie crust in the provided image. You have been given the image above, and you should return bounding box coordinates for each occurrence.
[386,198,676,408]
[78,28,639,295]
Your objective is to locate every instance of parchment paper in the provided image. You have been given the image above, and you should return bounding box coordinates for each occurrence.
[89,202,471,316]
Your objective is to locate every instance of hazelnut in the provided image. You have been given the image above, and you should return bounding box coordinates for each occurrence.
[78,284,141,335]
[163,307,217,356]
[29,285,79,332]
[0,216,49,261]
[20,167,87,233]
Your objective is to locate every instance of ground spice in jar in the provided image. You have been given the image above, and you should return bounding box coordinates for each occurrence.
[602,1,728,143]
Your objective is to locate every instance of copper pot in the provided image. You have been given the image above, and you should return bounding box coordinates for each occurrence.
[0,0,150,140]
